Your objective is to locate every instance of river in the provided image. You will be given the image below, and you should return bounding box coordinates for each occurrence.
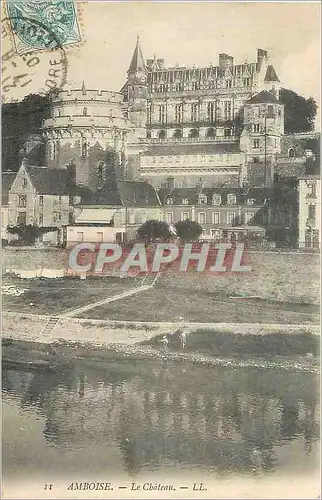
[2,356,320,498]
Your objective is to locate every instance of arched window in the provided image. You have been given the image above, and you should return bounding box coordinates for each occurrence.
[166,197,173,205]
[97,161,105,181]
[198,194,207,204]
[212,194,221,205]
[188,129,199,139]
[227,193,237,205]
[206,127,216,139]
[182,198,189,205]
[83,107,88,116]
[146,130,151,139]
[288,148,296,158]
[158,130,166,140]
[173,129,182,140]
[224,128,232,137]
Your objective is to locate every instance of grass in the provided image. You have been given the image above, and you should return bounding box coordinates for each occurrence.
[2,276,134,316]
[75,284,319,324]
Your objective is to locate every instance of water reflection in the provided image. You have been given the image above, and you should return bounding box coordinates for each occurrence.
[2,358,320,477]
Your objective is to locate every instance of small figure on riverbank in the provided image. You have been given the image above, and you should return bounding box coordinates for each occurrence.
[160,334,169,350]
[180,331,187,349]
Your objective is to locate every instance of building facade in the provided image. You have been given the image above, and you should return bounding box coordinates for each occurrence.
[298,175,321,249]
[7,162,75,245]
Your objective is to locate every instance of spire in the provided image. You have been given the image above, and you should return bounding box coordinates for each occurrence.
[264,65,280,83]
[128,35,146,74]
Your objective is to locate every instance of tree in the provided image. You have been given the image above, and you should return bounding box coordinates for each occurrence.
[175,219,203,241]
[279,88,318,133]
[2,94,51,171]
[7,225,58,245]
[137,220,171,242]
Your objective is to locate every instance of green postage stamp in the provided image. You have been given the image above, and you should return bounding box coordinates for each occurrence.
[6,1,81,53]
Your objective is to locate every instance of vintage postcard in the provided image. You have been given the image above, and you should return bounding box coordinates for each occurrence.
[1,1,320,499]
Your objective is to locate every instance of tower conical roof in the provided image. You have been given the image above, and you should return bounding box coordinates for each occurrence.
[264,65,280,83]
[128,36,146,73]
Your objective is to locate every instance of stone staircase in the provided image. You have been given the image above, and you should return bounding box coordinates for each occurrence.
[39,316,61,336]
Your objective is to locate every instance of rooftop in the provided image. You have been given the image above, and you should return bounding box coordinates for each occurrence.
[24,165,76,195]
[2,172,16,204]
[143,142,240,156]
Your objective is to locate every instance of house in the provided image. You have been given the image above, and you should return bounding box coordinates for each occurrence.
[8,161,76,245]
[65,179,163,247]
[1,171,16,242]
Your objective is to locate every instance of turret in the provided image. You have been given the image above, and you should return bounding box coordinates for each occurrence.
[124,36,148,138]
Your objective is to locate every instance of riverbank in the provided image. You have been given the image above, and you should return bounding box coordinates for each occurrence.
[2,312,320,371]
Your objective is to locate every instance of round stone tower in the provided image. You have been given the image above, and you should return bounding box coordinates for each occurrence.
[42,84,130,189]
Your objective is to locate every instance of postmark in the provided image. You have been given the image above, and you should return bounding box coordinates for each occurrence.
[1,15,68,102]
[6,0,81,54]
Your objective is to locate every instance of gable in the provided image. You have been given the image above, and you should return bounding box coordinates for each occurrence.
[10,165,35,194]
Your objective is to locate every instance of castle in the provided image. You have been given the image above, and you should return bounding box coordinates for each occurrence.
[42,38,287,191]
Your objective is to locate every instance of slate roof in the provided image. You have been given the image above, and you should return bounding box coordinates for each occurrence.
[79,180,161,207]
[264,65,280,83]
[25,166,76,195]
[128,37,146,73]
[2,172,16,204]
[247,90,280,105]
[143,142,240,156]
[158,187,274,206]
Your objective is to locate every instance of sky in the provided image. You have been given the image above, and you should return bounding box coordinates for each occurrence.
[54,2,321,129]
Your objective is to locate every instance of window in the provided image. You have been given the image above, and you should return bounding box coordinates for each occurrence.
[97,232,104,243]
[212,194,221,205]
[77,232,83,242]
[308,183,316,196]
[188,129,199,139]
[158,105,165,124]
[227,194,237,205]
[253,139,260,149]
[97,161,105,181]
[181,212,189,221]
[207,102,215,122]
[191,81,199,91]
[83,107,88,116]
[39,195,43,207]
[166,177,174,190]
[244,78,250,87]
[208,80,215,89]
[182,198,189,205]
[175,104,183,123]
[288,148,296,158]
[39,214,43,225]
[226,80,232,88]
[224,101,232,120]
[245,213,253,224]
[53,211,61,224]
[50,141,56,160]
[166,212,174,224]
[129,212,135,224]
[199,194,207,204]
[18,195,27,207]
[253,124,260,133]
[191,103,199,122]
[227,212,235,224]
[211,229,221,239]
[198,212,206,224]
[212,212,220,224]
[166,198,173,205]
[17,212,26,225]
[158,130,166,140]
[147,105,152,124]
[267,105,274,118]
[22,178,27,188]
[175,83,182,92]
[253,157,260,163]
[81,137,87,158]
[247,198,256,205]
[159,84,166,93]
[308,205,316,220]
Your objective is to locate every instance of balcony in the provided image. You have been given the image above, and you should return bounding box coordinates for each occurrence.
[138,136,237,144]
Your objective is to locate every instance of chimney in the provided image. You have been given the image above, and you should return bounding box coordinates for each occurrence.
[257,49,268,71]
[219,53,234,70]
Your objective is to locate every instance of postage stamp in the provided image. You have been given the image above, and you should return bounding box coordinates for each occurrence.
[6,1,81,54]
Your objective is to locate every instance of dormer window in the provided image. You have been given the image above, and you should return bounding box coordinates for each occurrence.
[227,193,237,205]
[212,194,221,205]
[288,148,296,158]
[199,194,207,204]
[166,198,173,205]
[182,198,189,205]
[247,198,256,205]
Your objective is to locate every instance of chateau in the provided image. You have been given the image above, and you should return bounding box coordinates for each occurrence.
[41,39,288,191]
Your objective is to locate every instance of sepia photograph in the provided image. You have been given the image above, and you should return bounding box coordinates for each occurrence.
[1,1,321,498]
